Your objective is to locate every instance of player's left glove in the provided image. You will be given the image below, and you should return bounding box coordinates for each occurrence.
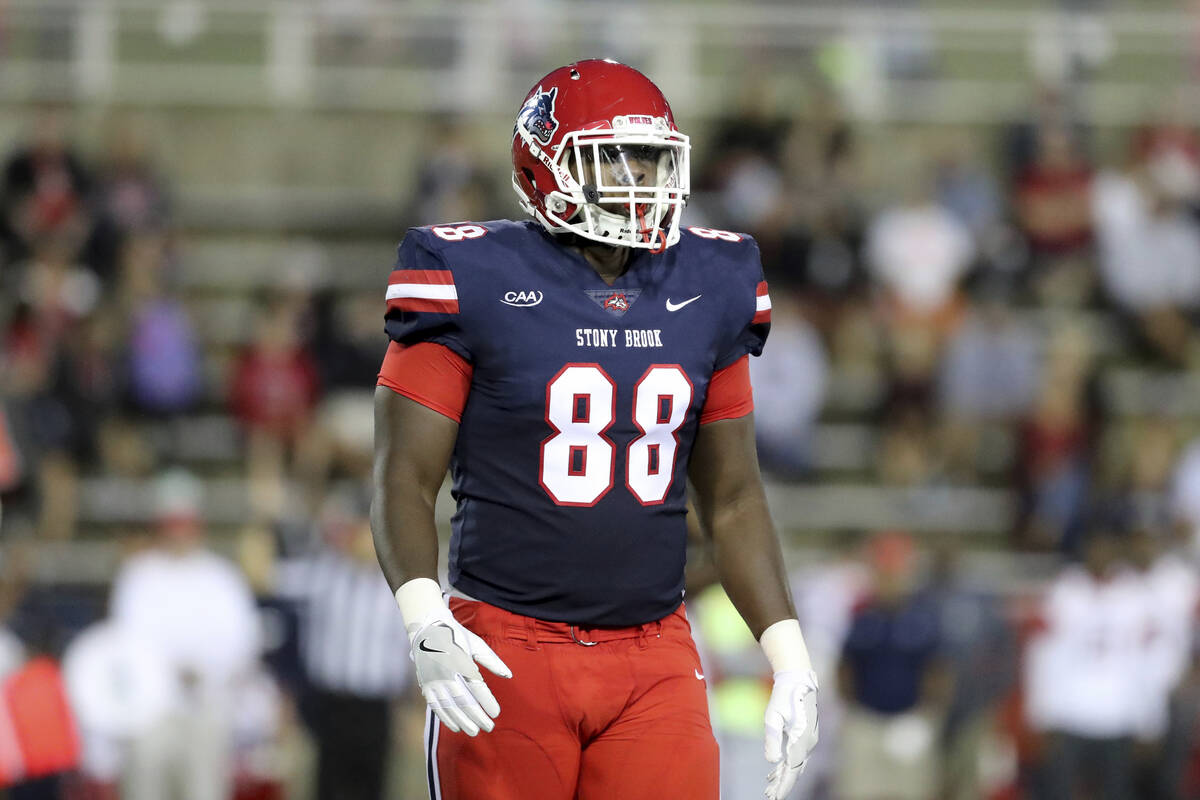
[760,619,819,800]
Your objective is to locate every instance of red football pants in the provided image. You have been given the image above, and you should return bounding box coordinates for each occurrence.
[426,599,719,800]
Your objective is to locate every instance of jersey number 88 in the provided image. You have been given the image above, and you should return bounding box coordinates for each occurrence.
[540,364,693,506]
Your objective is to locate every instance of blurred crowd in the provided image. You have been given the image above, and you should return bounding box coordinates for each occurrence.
[2,70,1200,799]
[687,82,1200,559]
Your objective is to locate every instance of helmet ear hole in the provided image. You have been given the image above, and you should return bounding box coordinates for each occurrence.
[521,167,536,186]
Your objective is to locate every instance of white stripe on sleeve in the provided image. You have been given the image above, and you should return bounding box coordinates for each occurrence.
[386,284,458,301]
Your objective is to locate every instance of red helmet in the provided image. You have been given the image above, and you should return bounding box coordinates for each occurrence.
[511,59,691,251]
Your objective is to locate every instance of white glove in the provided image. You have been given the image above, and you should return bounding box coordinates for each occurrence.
[397,578,512,736]
[759,619,819,800]
[764,669,819,800]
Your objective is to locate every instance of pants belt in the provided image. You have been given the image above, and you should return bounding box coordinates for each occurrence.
[504,618,664,646]
[449,598,675,648]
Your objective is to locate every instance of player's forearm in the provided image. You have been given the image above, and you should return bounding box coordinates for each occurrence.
[370,481,440,593]
[371,387,458,593]
[707,490,795,639]
[688,415,796,638]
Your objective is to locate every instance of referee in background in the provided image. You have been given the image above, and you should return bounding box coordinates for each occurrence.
[275,489,412,800]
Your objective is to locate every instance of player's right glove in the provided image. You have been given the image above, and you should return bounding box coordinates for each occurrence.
[396,578,513,736]
[760,618,820,800]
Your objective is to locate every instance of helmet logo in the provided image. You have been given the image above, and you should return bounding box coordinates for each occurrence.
[515,86,559,145]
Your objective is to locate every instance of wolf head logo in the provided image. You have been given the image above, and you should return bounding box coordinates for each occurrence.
[515,86,559,146]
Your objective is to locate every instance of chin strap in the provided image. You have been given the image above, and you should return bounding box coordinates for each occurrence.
[636,204,667,253]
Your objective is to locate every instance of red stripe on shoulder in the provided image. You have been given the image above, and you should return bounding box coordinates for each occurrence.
[386,297,460,314]
[389,269,456,286]
[752,280,771,323]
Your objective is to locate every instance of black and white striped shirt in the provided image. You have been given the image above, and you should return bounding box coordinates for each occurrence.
[278,551,411,698]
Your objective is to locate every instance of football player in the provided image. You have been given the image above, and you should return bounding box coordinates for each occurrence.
[372,59,818,800]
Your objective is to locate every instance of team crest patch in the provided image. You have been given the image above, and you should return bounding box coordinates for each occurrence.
[515,86,559,145]
[584,288,641,317]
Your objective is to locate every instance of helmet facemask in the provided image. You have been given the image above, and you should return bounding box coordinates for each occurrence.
[513,116,690,251]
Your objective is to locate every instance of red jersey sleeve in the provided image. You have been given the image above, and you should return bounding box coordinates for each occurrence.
[699,355,754,425]
[377,341,473,423]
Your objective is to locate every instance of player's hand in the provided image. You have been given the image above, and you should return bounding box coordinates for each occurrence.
[410,614,512,736]
[395,578,513,737]
[763,668,819,800]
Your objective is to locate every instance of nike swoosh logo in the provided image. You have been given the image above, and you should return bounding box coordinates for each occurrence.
[665,295,702,312]
[694,669,705,680]
[418,641,445,654]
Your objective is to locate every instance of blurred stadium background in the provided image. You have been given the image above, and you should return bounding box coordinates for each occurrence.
[3,0,1200,798]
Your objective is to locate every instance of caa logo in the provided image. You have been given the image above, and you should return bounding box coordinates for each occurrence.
[502,290,544,307]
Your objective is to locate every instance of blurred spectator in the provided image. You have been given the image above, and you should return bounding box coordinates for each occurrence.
[63,620,178,795]
[75,116,172,285]
[770,93,867,313]
[1024,530,1143,800]
[228,665,288,800]
[272,490,411,800]
[747,290,827,480]
[96,117,171,236]
[13,231,100,337]
[117,234,201,416]
[0,106,93,269]
[1,230,103,538]
[877,405,941,488]
[0,651,81,798]
[228,293,322,520]
[229,297,320,444]
[54,310,123,461]
[1013,122,1095,307]
[1014,124,1094,258]
[311,289,387,392]
[939,278,1039,481]
[0,547,80,800]
[935,131,1004,241]
[305,289,387,482]
[109,470,261,800]
[1015,324,1097,553]
[1128,526,1198,800]
[1092,135,1200,365]
[1003,86,1089,184]
[866,178,973,318]
[1101,417,1180,537]
[926,539,1018,800]
[867,175,973,442]
[790,535,869,800]
[837,531,950,800]
[939,280,1039,423]
[1170,434,1200,557]
[689,77,792,257]
[771,209,866,320]
[703,79,790,183]
[403,119,499,227]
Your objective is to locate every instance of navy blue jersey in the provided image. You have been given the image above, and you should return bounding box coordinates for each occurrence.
[383,220,769,626]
